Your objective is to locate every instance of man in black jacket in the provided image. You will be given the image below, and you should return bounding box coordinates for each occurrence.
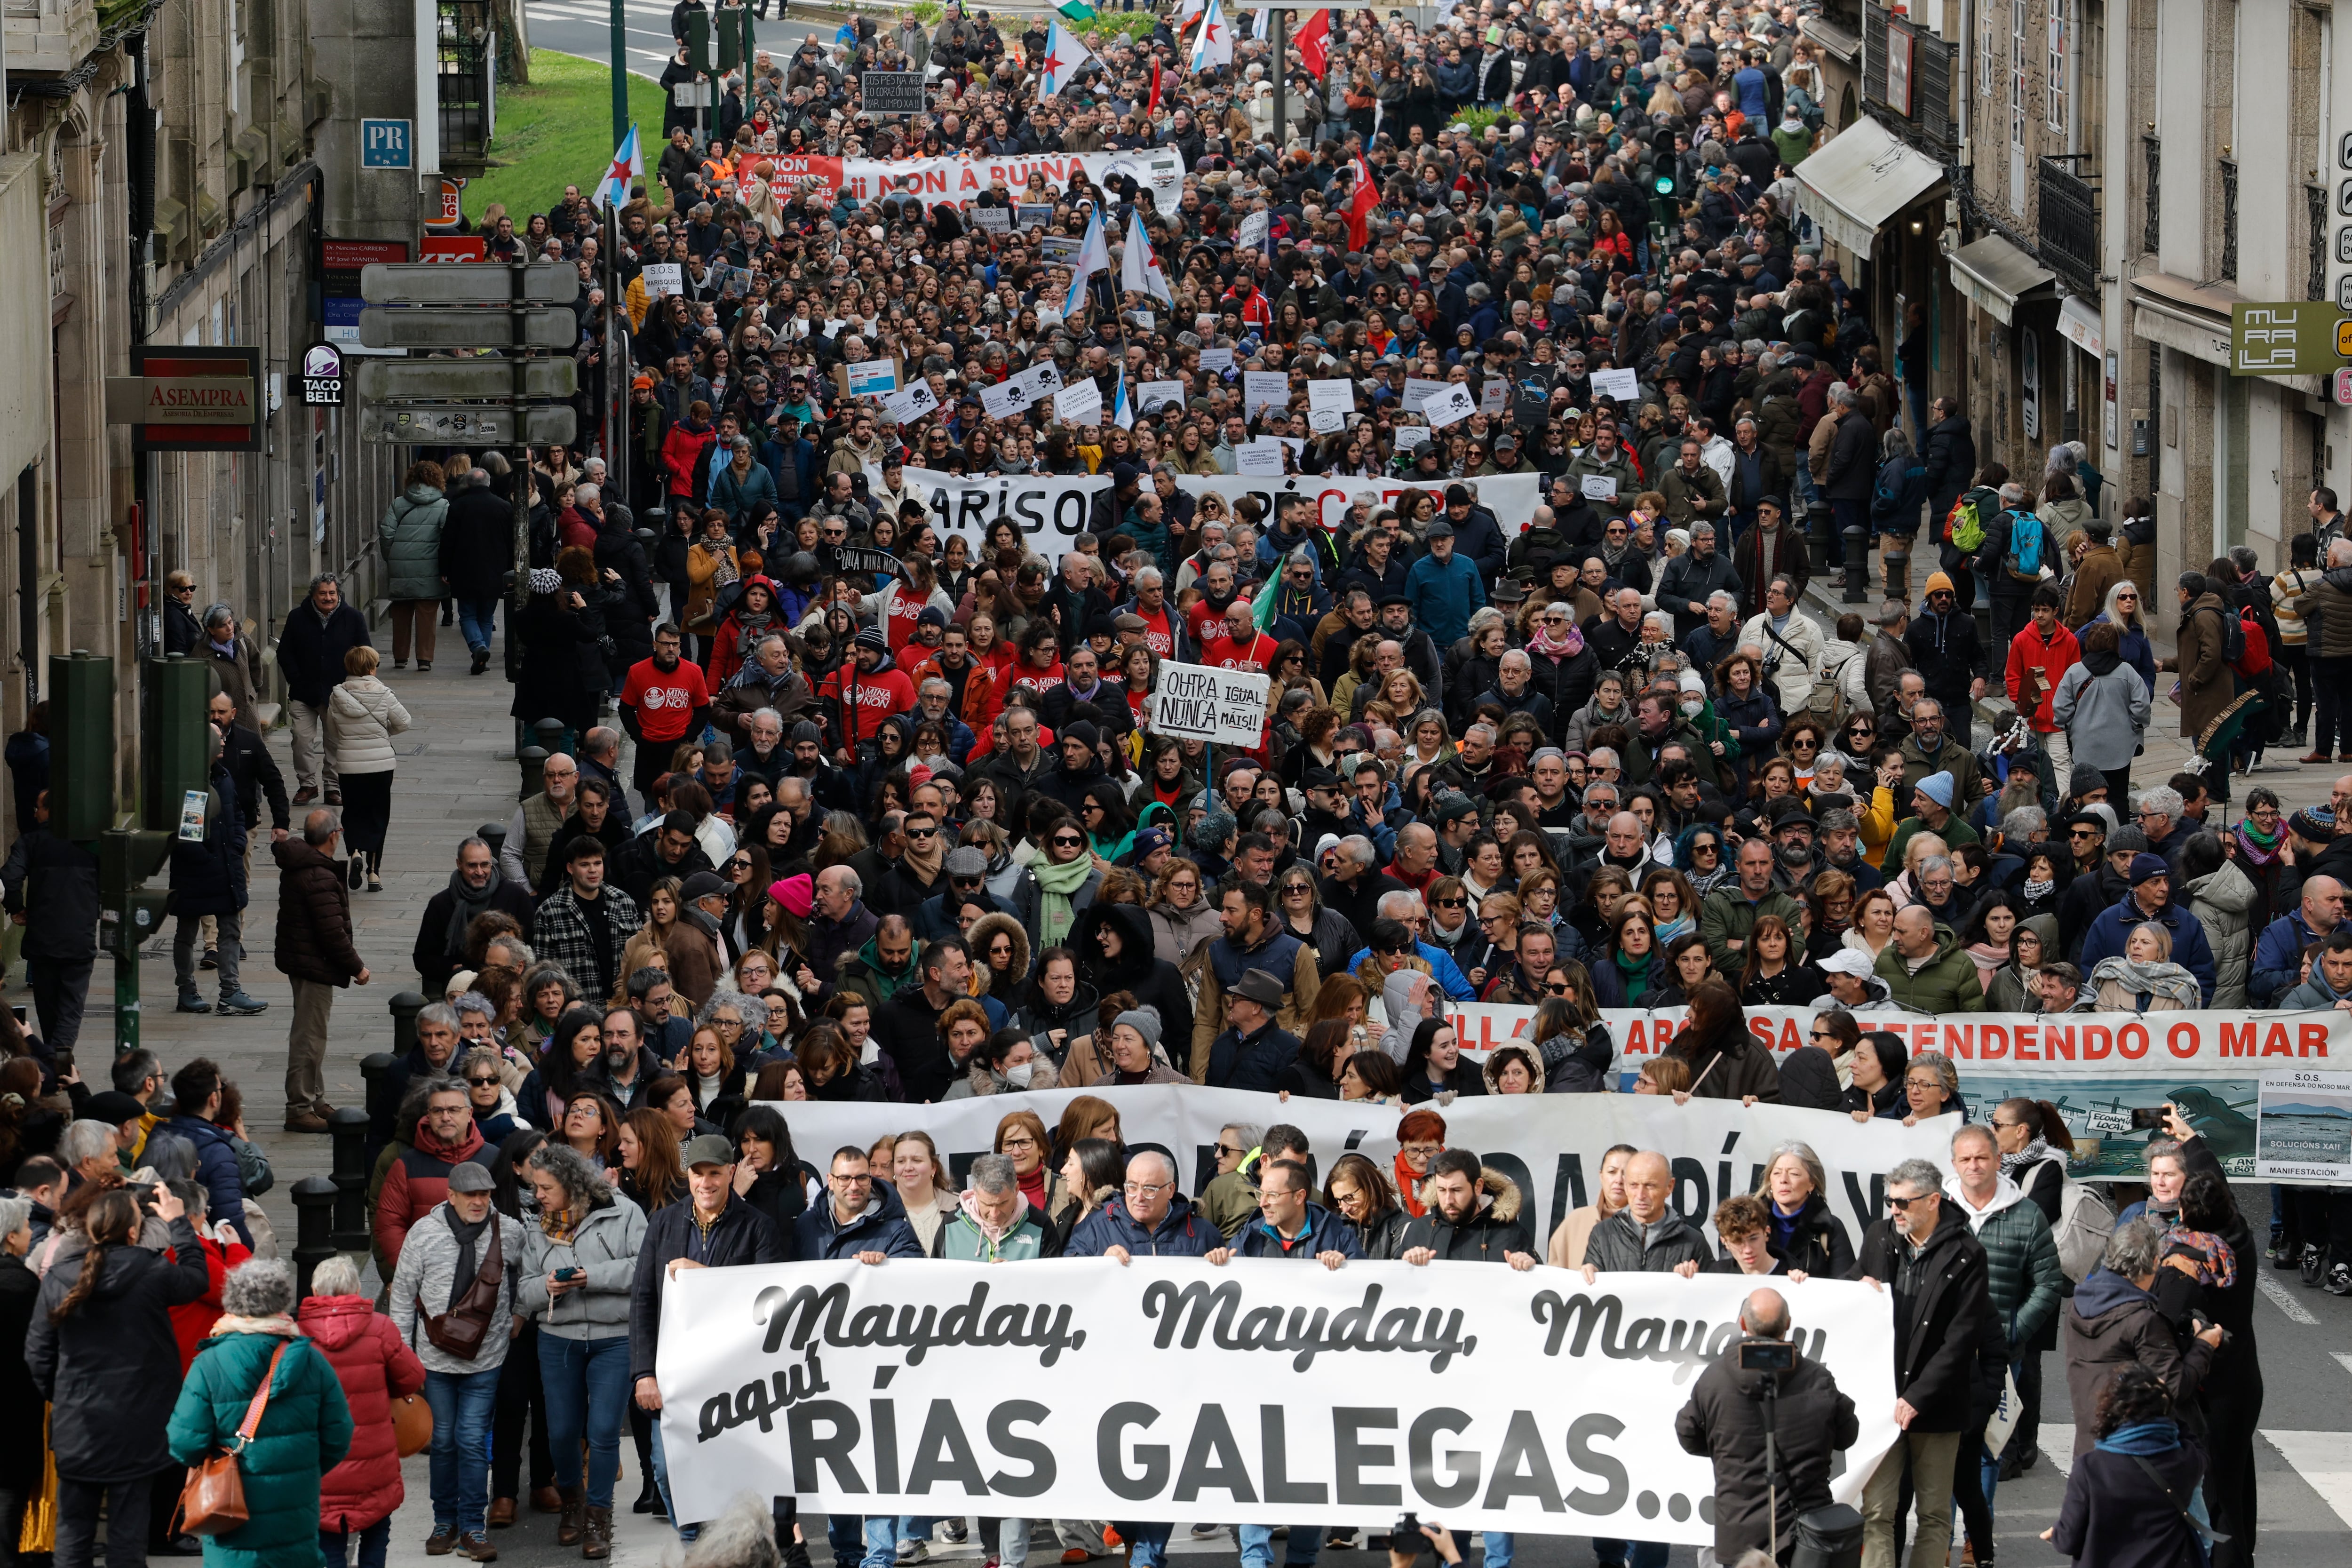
[870,936,974,1102]
[1579,1150,1715,1275]
[0,788,98,1074]
[414,837,535,994]
[631,1134,792,1543]
[1676,1288,1860,1563]
[1850,1156,1994,1568]
[274,572,373,805]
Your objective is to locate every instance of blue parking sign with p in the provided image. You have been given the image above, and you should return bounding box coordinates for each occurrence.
[362,119,413,169]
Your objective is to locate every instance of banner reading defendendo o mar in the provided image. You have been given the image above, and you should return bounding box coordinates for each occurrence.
[658,1259,1899,1540]
[1443,999,2343,1181]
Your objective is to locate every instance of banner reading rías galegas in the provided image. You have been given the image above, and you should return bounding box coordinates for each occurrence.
[658,1258,1898,1539]
[739,149,1185,214]
[760,1084,1955,1248]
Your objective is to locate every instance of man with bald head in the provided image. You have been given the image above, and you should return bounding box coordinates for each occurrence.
[2253,872,2345,1004]
[1579,1151,1713,1277]
[1065,1149,1219,1262]
[1675,1285,1859,1564]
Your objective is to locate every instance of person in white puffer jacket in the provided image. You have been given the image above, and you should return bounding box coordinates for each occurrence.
[325,643,411,892]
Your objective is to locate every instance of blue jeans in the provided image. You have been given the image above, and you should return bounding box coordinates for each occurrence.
[898,1515,938,1545]
[458,597,500,654]
[538,1333,633,1509]
[650,1418,694,1542]
[1481,1534,1514,1568]
[1114,1522,1175,1568]
[423,1367,501,1536]
[826,1511,898,1568]
[1240,1523,1323,1568]
[1793,451,1821,515]
[321,1518,391,1568]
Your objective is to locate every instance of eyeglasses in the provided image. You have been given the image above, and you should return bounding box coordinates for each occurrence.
[1001,1135,1038,1150]
[1124,1180,1173,1195]
[467,1075,502,1087]
[1216,1143,1248,1157]
[1886,1193,1927,1210]
[1051,834,1086,848]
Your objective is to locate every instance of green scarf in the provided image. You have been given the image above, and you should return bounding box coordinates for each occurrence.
[1032,852,1096,949]
[1613,945,1653,1005]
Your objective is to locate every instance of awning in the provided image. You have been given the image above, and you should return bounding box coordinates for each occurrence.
[2129,271,2240,372]
[1800,14,1861,62]
[1944,233,2056,326]
[2058,294,2103,357]
[1794,116,1947,261]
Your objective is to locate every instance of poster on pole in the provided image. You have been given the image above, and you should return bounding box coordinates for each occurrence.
[1053,377,1104,424]
[2256,1068,2352,1180]
[1151,661,1271,745]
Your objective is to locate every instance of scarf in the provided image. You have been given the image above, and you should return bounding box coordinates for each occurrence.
[2234,817,2283,868]
[900,823,948,882]
[1394,1154,1428,1217]
[444,1204,492,1304]
[2095,1421,2182,1457]
[1529,619,1586,660]
[2163,1223,2239,1289]
[1612,945,1653,1003]
[209,1312,299,1338]
[2090,956,2203,1008]
[445,868,503,956]
[2022,876,2056,902]
[2001,1137,2054,1181]
[1032,851,1095,949]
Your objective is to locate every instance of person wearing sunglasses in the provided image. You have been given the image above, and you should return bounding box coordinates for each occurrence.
[1851,1156,1989,1568]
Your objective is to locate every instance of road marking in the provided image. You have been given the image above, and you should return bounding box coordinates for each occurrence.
[2263,1431,2352,1529]
[2335,1352,2352,1380]
[2041,1424,2074,1478]
[2259,1271,2321,1324]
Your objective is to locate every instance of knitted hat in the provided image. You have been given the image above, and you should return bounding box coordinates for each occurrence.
[2107,825,2150,855]
[2068,764,2109,798]
[789,720,823,745]
[2128,852,2171,886]
[769,874,814,918]
[1113,1005,1163,1051]
[2290,807,2337,843]
[1923,571,1957,597]
[1914,771,1955,809]
[853,625,888,653]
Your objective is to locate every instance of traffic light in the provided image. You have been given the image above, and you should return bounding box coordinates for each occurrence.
[685,11,714,76]
[142,654,213,835]
[47,651,115,843]
[717,4,753,71]
[98,826,173,954]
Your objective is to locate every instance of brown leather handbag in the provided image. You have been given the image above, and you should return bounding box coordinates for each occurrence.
[175,1340,290,1537]
[392,1393,433,1457]
[423,1217,504,1361]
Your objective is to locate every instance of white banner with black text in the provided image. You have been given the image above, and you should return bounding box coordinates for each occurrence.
[658,1258,1899,1538]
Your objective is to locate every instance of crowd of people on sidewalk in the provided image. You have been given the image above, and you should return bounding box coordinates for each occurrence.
[0,0,2345,1564]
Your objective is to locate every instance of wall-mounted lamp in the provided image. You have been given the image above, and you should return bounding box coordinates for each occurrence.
[1910,218,1926,233]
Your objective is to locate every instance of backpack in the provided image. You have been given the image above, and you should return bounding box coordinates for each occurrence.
[2004,510,2047,583]
[2052,1177,2117,1283]
[2230,606,2273,678]
[2200,604,2248,670]
[1945,491,1988,553]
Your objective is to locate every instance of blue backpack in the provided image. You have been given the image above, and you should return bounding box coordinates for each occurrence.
[2004,510,2047,583]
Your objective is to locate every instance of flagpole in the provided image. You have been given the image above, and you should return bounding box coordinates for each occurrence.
[1269,8,1286,154]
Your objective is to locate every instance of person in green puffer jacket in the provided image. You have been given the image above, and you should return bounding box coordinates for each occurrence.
[168,1258,355,1568]
[379,461,452,671]
[932,1152,1066,1260]
[1874,906,1987,1012]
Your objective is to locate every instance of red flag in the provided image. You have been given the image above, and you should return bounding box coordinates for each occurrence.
[1345,153,1376,252]
[1295,8,1329,78]
[1148,57,1164,118]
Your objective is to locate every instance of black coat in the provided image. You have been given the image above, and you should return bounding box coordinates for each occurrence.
[1850,1201,1994,1432]
[25,1220,212,1480]
[1072,904,1196,1052]
[1676,1343,1859,1560]
[219,722,290,831]
[628,1194,789,1385]
[0,826,100,963]
[2049,1433,2207,1568]
[0,1253,40,1483]
[167,760,249,917]
[442,483,521,601]
[413,875,539,993]
[1766,1191,1855,1278]
[1920,414,1977,514]
[275,596,374,708]
[1395,1168,1534,1262]
[509,590,609,729]
[1583,1206,1716,1272]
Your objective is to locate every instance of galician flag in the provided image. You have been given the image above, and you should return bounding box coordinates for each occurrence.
[1112,366,1133,430]
[1061,203,1109,318]
[1036,18,1097,98]
[1190,0,1231,72]
[593,125,644,209]
[1055,0,1096,18]
[1120,206,1171,302]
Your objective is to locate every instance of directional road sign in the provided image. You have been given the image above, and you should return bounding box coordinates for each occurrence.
[354,358,580,401]
[358,308,579,350]
[361,405,578,445]
[359,262,581,305]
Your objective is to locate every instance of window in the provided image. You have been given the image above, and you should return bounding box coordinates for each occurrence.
[1980,0,1997,98]
[2011,0,2028,147]
[2047,0,2068,137]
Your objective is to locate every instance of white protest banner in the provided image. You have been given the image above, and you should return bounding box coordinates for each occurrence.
[2255,1067,2352,1180]
[1589,366,1640,402]
[1402,376,1449,413]
[979,379,1033,420]
[882,379,940,424]
[845,358,899,397]
[1234,441,1286,476]
[1395,426,1430,452]
[1235,209,1270,250]
[1580,473,1620,501]
[1480,378,1509,415]
[1199,347,1236,375]
[1152,661,1271,744]
[659,1258,1898,1539]
[1136,380,1187,415]
[761,1083,1955,1253]
[1054,377,1104,424]
[971,206,1014,233]
[641,262,684,298]
[1424,383,1478,429]
[1243,371,1290,417]
[1173,472,1542,540]
[1015,360,1065,400]
[904,466,1111,557]
[1307,379,1356,433]
[770,148,1187,214]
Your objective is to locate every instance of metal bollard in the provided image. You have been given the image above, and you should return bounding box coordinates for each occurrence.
[291,1175,338,1298]
[326,1106,373,1251]
[388,990,427,1061]
[1842,523,1871,602]
[477,821,507,873]
[534,716,570,760]
[518,744,548,802]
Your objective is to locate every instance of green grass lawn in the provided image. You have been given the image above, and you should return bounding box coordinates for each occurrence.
[464,50,667,225]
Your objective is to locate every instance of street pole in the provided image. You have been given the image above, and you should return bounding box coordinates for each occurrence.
[611,0,628,147]
[1269,9,1287,160]
[509,258,532,700]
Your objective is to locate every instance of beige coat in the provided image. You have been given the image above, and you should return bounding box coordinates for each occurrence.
[325,675,411,774]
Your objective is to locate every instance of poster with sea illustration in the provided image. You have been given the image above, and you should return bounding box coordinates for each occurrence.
[2255,1069,2352,1182]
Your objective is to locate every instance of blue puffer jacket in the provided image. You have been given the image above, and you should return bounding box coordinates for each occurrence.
[795,1176,925,1260]
[1066,1193,1220,1258]
[164,1113,254,1248]
[1233,1202,1366,1260]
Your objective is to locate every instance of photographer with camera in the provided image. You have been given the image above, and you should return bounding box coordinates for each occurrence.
[1676,1287,1859,1564]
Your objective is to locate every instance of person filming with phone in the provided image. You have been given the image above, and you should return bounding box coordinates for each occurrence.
[1676,1288,1859,1565]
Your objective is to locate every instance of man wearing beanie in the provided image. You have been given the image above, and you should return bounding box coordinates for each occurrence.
[2059,822,2142,960]
[2075,850,2216,1003]
[1904,571,1987,729]
[817,625,916,760]
[1883,768,1980,870]
[779,717,855,813]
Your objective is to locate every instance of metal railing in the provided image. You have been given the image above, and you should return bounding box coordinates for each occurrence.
[2219,157,2238,280]
[2142,135,2160,255]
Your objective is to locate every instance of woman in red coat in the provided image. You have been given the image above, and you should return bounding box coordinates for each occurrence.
[301,1255,427,1568]
[166,1186,253,1372]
